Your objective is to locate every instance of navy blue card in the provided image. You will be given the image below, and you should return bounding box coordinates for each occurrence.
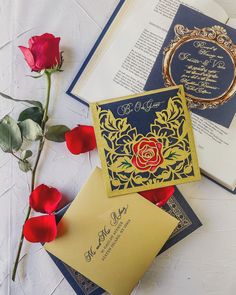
[145,5,236,128]
[49,188,202,295]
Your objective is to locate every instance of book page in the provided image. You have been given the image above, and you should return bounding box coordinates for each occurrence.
[227,18,236,29]
[71,0,227,103]
[183,0,228,23]
[192,114,236,190]
[70,0,236,190]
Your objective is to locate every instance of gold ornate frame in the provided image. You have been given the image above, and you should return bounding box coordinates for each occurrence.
[163,25,236,109]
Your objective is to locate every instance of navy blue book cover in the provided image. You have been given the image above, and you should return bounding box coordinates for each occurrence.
[145,5,236,129]
[49,188,202,295]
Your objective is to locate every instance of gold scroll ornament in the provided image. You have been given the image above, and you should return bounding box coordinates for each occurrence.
[163,25,236,109]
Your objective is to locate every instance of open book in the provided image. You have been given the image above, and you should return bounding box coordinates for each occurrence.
[67,0,236,192]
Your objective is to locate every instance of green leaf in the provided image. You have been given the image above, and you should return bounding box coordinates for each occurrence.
[21,150,33,160]
[109,156,135,174]
[18,160,31,172]
[0,92,43,109]
[19,119,43,141]
[0,115,22,153]
[120,160,132,169]
[45,125,70,142]
[18,107,43,125]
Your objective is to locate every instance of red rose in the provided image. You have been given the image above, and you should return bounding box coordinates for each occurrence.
[65,125,97,155]
[19,33,61,72]
[132,137,163,172]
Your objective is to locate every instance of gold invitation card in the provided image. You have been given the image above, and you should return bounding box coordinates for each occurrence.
[45,168,178,295]
[91,86,200,197]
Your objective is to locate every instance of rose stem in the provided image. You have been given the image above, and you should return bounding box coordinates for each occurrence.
[12,71,52,281]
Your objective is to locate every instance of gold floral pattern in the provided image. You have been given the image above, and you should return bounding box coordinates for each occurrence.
[91,88,200,196]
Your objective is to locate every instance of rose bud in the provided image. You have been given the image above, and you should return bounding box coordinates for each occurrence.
[19,33,61,72]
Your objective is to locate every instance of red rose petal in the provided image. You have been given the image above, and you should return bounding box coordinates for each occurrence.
[31,37,60,69]
[31,42,49,69]
[29,34,57,48]
[136,156,148,168]
[139,140,150,150]
[50,37,61,65]
[149,165,157,172]
[40,33,56,40]
[139,186,175,207]
[23,215,57,243]
[18,46,36,70]
[65,125,97,155]
[133,142,139,154]
[29,36,38,47]
[30,184,62,214]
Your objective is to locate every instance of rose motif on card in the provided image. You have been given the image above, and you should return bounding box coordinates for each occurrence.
[132,137,163,172]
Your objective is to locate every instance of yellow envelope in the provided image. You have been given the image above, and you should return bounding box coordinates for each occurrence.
[45,168,178,295]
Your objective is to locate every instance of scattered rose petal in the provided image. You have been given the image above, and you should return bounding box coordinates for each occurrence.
[139,186,175,207]
[19,46,35,69]
[65,125,97,155]
[23,215,57,243]
[29,184,62,214]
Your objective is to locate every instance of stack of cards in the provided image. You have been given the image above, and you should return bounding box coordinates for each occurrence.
[47,1,236,293]
[46,85,202,295]
[46,168,178,295]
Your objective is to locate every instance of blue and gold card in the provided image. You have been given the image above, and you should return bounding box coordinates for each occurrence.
[145,5,236,128]
[49,186,202,295]
[91,86,200,197]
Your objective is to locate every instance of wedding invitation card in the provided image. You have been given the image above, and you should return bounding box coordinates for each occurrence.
[45,168,178,295]
[145,5,236,128]
[145,5,236,193]
[91,86,200,197]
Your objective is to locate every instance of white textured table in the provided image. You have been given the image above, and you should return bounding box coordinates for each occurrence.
[1,1,236,294]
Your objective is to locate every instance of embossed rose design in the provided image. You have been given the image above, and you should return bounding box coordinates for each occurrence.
[132,137,163,172]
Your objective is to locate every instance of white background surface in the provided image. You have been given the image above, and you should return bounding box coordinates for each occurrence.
[1,0,236,294]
